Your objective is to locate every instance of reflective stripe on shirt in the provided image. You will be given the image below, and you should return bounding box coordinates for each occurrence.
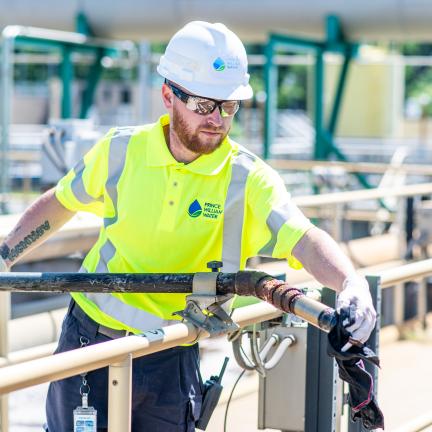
[71,159,103,204]
[259,202,304,257]
[81,127,179,332]
[221,150,256,272]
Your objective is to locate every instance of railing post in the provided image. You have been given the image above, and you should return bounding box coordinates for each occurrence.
[395,196,407,338]
[305,288,341,432]
[108,353,132,432]
[0,292,10,432]
[348,275,381,432]
[418,278,428,330]
[393,283,405,332]
[332,203,344,242]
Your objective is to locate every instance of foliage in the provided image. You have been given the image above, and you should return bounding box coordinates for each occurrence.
[397,43,432,117]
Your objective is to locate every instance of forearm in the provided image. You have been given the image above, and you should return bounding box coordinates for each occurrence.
[292,226,356,293]
[0,188,76,269]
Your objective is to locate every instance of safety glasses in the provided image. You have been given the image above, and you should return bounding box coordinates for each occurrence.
[165,81,240,117]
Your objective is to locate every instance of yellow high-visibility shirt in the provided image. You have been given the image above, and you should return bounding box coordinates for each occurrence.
[55,114,313,333]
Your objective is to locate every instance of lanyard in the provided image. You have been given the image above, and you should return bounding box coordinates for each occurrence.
[73,336,97,432]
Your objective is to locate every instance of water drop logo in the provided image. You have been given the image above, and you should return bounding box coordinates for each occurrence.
[188,199,202,218]
[213,57,226,71]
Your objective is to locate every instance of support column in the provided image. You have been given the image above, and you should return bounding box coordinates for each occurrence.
[0,291,10,432]
[264,39,277,160]
[418,278,427,330]
[137,41,152,124]
[0,36,13,214]
[108,353,132,432]
[61,46,73,119]
[79,48,103,119]
[348,276,381,432]
[305,288,340,432]
[314,50,325,160]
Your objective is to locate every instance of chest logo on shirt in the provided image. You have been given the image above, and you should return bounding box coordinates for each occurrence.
[188,199,223,220]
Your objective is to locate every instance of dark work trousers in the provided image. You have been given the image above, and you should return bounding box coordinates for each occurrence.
[45,300,203,432]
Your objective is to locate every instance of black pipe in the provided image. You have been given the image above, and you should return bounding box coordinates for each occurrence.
[0,272,240,294]
[0,271,337,332]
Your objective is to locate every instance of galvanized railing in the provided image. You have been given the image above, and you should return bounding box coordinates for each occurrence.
[270,159,432,176]
[0,299,284,432]
[0,259,431,432]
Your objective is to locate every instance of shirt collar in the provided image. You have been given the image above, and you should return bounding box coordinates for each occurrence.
[145,114,233,176]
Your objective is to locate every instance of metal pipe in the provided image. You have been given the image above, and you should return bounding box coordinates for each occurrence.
[108,354,132,432]
[2,25,135,53]
[263,335,296,370]
[269,159,432,175]
[0,300,284,395]
[293,182,432,208]
[258,333,278,362]
[0,270,337,332]
[380,259,432,288]
[0,342,57,368]
[0,272,212,293]
[3,259,432,330]
[234,273,337,331]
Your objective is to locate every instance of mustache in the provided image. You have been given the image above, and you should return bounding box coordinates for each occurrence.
[199,125,225,133]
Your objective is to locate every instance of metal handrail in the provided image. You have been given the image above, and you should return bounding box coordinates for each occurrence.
[270,159,432,176]
[292,182,432,207]
[0,301,282,395]
[0,258,431,431]
[380,259,432,288]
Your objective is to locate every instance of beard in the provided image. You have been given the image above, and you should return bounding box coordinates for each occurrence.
[171,104,229,155]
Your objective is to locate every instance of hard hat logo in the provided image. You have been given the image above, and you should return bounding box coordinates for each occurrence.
[213,58,226,71]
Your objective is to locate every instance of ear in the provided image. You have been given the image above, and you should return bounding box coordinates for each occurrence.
[161,83,173,109]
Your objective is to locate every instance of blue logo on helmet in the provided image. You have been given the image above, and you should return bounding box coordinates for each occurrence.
[188,199,202,218]
[213,57,226,71]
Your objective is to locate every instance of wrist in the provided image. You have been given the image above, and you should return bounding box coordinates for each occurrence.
[341,274,369,292]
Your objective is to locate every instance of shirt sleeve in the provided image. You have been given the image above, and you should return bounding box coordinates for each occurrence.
[55,128,115,216]
[245,161,314,269]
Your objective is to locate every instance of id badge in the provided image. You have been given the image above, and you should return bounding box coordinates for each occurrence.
[73,406,97,432]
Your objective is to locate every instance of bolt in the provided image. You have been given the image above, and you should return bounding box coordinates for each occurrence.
[112,380,118,386]
[207,261,223,272]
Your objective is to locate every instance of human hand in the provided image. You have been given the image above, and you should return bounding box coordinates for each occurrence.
[336,275,376,351]
[0,255,9,272]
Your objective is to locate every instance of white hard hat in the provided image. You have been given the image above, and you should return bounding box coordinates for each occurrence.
[157,21,253,100]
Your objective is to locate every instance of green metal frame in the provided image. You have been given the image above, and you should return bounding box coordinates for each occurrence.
[12,35,123,120]
[0,21,135,213]
[264,15,372,190]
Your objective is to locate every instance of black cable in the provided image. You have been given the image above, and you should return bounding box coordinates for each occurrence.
[223,369,246,432]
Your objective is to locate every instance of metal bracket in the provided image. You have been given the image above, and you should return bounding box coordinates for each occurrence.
[174,272,239,336]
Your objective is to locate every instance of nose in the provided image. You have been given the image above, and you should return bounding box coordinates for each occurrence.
[206,106,224,127]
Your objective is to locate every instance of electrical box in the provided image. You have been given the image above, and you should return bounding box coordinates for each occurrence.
[258,325,308,432]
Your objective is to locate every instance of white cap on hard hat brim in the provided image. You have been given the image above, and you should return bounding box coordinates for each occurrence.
[157,21,253,101]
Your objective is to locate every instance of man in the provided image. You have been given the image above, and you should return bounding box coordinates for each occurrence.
[0,21,376,431]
